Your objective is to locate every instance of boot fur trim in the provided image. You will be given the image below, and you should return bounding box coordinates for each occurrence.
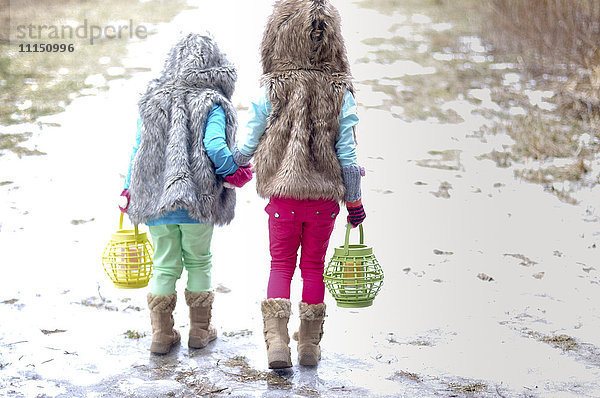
[261,298,291,319]
[147,293,177,312]
[184,289,214,308]
[298,302,326,321]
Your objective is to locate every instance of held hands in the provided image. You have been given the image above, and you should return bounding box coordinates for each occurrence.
[118,189,130,213]
[346,198,366,228]
[224,164,253,188]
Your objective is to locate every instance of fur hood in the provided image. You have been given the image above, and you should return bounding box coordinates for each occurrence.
[145,33,236,99]
[260,0,351,75]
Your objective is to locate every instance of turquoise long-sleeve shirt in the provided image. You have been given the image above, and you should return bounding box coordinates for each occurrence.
[125,105,237,225]
[239,88,359,166]
[203,106,239,176]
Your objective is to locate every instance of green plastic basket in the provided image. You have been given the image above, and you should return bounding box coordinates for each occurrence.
[324,223,383,308]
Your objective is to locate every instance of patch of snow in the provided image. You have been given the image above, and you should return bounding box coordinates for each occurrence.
[392,25,414,41]
[524,89,555,111]
[509,106,526,116]
[16,100,32,111]
[391,105,404,115]
[470,55,487,63]
[411,13,432,24]
[578,133,592,146]
[80,88,99,96]
[84,74,107,87]
[468,88,502,112]
[391,14,408,24]
[460,36,486,53]
[432,52,453,61]
[502,72,522,86]
[377,78,406,89]
[107,66,126,76]
[441,99,475,121]
[431,22,452,32]
[355,85,388,107]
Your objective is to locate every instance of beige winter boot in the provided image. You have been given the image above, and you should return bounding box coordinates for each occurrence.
[147,293,181,354]
[185,289,217,349]
[261,298,292,369]
[294,302,326,366]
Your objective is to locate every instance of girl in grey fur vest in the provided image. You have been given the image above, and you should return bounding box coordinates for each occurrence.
[119,33,252,355]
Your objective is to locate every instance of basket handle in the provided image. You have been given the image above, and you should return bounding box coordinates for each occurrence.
[343,223,364,255]
[119,212,139,237]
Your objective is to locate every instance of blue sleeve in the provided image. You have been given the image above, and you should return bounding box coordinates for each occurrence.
[203,105,239,176]
[239,87,271,157]
[124,118,142,190]
[336,91,359,167]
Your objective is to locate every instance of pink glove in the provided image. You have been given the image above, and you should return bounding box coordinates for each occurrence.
[224,164,253,188]
[119,189,130,213]
[346,198,366,227]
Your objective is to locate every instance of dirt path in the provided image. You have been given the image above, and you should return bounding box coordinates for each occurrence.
[1,1,600,397]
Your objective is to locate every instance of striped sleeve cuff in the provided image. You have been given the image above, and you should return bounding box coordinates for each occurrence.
[232,146,252,167]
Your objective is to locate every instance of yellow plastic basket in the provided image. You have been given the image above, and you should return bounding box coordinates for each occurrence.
[101,213,153,289]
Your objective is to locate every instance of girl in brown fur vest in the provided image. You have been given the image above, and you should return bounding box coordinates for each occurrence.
[233,0,366,368]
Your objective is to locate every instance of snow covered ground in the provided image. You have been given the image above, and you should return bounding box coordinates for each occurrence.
[1,1,600,397]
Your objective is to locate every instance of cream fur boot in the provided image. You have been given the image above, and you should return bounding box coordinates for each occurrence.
[294,302,326,366]
[147,293,181,354]
[185,290,217,349]
[261,298,292,369]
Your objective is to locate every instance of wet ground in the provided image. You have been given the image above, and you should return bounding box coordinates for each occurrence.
[2,0,600,397]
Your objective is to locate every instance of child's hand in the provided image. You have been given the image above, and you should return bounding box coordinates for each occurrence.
[224,164,253,188]
[119,189,130,213]
[346,198,366,227]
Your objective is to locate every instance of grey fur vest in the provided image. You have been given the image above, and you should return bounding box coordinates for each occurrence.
[127,34,238,225]
[254,0,353,202]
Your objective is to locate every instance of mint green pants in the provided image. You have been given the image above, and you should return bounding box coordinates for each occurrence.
[148,224,214,296]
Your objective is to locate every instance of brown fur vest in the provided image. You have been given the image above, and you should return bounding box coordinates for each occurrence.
[254,0,353,201]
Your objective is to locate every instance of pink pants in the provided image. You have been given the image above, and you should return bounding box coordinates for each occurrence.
[266,197,339,305]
